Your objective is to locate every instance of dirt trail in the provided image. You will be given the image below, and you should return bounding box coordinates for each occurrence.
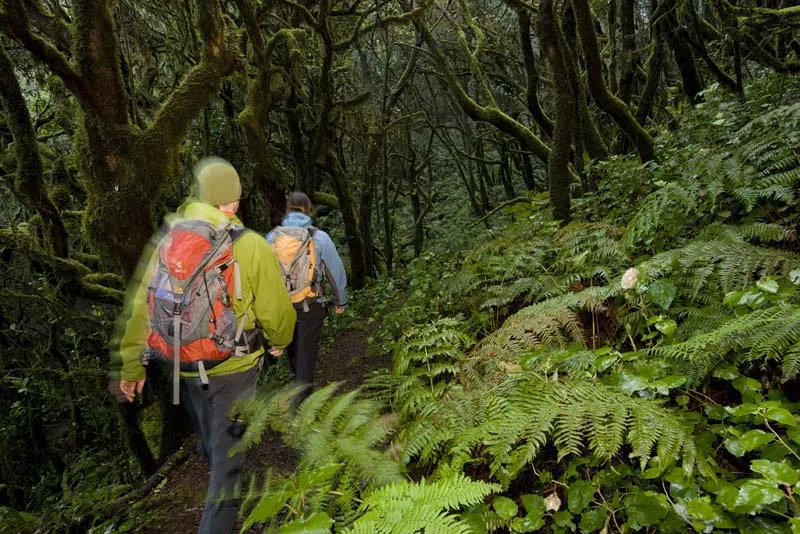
[136,319,388,533]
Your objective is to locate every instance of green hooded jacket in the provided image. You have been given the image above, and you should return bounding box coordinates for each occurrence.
[110,200,296,381]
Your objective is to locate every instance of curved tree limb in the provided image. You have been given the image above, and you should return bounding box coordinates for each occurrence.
[571,0,654,162]
[407,2,554,170]
[148,0,242,146]
[0,42,67,257]
[0,0,91,107]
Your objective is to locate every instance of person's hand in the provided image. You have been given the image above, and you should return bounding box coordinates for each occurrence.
[334,305,345,314]
[268,346,284,357]
[110,379,145,403]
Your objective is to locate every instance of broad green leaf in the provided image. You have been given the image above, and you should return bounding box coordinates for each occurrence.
[744,516,793,533]
[520,494,545,515]
[757,279,780,294]
[619,373,650,394]
[278,512,334,534]
[790,517,800,534]
[790,269,800,286]
[724,429,775,457]
[578,508,606,532]
[244,490,290,528]
[648,280,677,310]
[715,483,740,512]
[704,405,728,420]
[738,289,767,309]
[643,467,661,479]
[512,515,545,533]
[733,377,762,396]
[493,496,519,520]
[712,365,739,380]
[553,510,574,529]
[723,290,743,307]
[595,354,618,372]
[654,318,677,338]
[568,480,595,514]
[788,427,800,445]
[751,459,800,486]
[685,496,735,528]
[296,463,343,492]
[624,491,668,529]
[725,403,760,417]
[738,429,775,454]
[650,375,687,395]
[765,407,797,426]
[734,479,784,514]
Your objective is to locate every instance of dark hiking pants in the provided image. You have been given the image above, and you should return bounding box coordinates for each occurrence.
[181,364,259,534]
[288,299,325,409]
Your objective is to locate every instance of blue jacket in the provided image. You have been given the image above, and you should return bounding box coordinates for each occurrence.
[266,212,348,306]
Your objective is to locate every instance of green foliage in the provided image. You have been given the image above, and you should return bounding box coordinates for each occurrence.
[343,473,500,534]
[352,74,800,534]
[400,373,698,487]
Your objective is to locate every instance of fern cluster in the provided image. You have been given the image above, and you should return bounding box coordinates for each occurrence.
[400,374,698,488]
[649,304,800,382]
[343,473,500,534]
[468,286,618,377]
[638,229,799,303]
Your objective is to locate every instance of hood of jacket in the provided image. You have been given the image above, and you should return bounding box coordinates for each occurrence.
[281,211,312,228]
[172,198,243,227]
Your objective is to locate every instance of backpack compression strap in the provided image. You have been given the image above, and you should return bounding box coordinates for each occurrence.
[171,222,238,404]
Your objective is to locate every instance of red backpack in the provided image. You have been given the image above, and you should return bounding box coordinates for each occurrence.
[145,220,250,404]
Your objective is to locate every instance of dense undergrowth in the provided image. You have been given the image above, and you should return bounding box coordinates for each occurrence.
[2,73,799,532]
[229,76,800,533]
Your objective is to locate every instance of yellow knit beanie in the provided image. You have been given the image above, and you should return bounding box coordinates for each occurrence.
[194,157,241,206]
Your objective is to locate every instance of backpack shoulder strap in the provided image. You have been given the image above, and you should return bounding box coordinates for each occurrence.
[229,226,247,242]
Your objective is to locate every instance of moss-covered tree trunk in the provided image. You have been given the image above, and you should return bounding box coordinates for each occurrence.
[637,0,665,125]
[2,0,241,477]
[560,2,610,161]
[235,0,297,228]
[2,0,242,276]
[539,0,574,222]
[300,2,370,287]
[618,0,638,104]
[517,145,537,190]
[325,147,367,288]
[660,0,705,103]
[517,10,554,139]
[498,137,517,200]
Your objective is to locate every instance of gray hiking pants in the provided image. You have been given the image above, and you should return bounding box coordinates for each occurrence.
[288,299,326,409]
[180,364,259,534]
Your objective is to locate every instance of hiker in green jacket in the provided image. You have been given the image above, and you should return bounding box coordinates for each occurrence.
[109,157,296,534]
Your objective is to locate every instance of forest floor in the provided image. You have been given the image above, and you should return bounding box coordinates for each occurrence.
[133,316,390,533]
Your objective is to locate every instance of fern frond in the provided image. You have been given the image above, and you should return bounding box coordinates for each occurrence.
[735,222,797,243]
[470,286,617,375]
[343,474,500,534]
[649,305,800,380]
[623,182,701,250]
[640,237,799,301]
[400,373,696,487]
[781,343,800,382]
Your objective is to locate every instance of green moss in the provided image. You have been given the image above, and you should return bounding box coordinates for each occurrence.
[70,250,101,270]
[79,280,124,303]
[83,272,125,289]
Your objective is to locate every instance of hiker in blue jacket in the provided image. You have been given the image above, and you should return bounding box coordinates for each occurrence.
[266,192,347,407]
